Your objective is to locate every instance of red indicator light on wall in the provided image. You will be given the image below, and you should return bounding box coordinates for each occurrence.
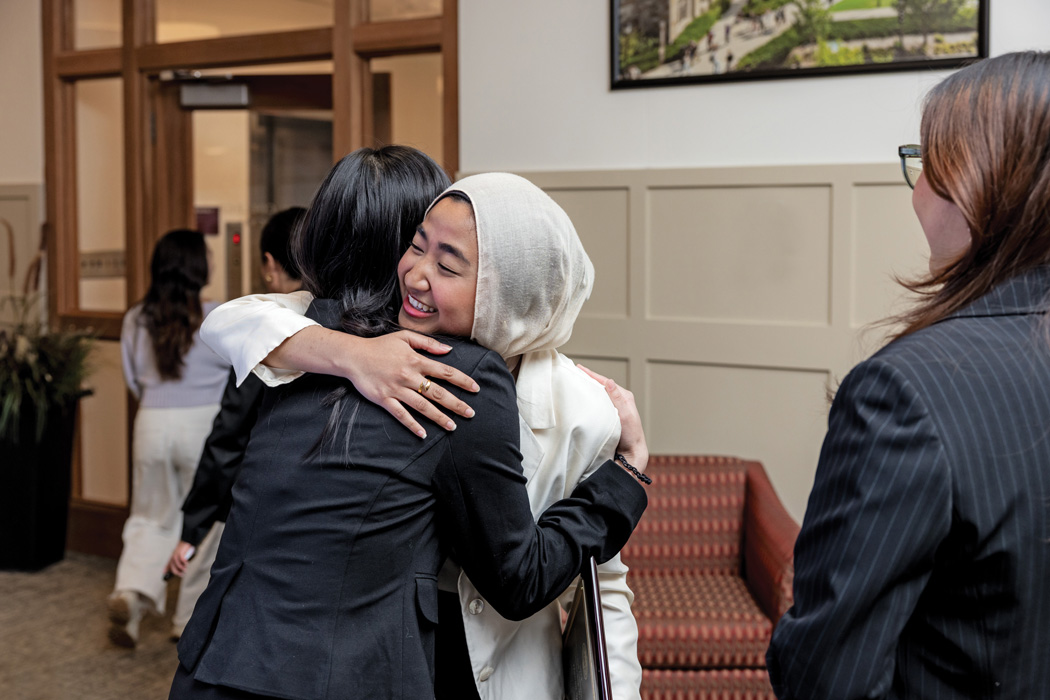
[232,233,241,245]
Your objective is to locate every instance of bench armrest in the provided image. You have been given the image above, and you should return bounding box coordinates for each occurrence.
[742,462,799,626]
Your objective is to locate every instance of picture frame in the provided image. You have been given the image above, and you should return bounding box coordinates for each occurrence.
[611,0,989,89]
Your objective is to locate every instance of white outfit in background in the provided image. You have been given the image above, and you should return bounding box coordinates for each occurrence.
[117,405,217,613]
[117,302,229,620]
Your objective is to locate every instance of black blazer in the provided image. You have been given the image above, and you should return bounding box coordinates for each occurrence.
[768,268,1050,699]
[180,369,264,546]
[175,301,647,700]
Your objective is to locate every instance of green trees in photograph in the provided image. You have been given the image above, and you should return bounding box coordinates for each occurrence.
[896,0,971,51]
[738,0,976,70]
[618,0,730,75]
[791,0,832,44]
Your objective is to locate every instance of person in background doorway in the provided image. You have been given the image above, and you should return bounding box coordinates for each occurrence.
[767,51,1050,699]
[109,229,230,648]
[258,207,306,295]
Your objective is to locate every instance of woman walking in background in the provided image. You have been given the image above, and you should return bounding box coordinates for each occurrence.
[109,229,230,647]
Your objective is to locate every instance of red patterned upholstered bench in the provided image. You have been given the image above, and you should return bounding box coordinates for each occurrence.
[621,456,800,700]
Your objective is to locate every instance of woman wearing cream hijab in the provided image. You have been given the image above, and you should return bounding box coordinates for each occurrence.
[202,172,645,700]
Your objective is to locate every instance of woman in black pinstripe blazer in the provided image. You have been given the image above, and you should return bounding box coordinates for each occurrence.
[768,51,1050,699]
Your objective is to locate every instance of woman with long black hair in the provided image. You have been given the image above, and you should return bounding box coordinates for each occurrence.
[109,229,230,647]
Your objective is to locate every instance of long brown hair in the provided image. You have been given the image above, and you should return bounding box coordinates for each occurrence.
[892,51,1050,340]
[140,229,209,380]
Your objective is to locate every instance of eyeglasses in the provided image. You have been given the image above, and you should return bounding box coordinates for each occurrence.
[899,144,923,189]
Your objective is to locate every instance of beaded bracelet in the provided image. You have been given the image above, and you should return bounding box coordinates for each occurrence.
[615,453,652,485]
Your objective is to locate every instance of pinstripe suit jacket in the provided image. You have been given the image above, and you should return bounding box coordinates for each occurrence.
[767,267,1050,700]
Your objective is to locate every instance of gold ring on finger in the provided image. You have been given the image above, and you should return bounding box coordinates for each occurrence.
[418,378,432,395]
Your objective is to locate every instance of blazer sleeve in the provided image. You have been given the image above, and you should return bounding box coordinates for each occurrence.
[199,291,317,386]
[179,369,264,546]
[434,350,648,623]
[766,358,952,700]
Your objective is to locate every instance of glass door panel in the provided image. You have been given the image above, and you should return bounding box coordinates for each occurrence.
[370,52,443,165]
[74,0,122,49]
[75,78,126,313]
[78,339,128,504]
[369,0,442,21]
[248,111,333,294]
[155,0,333,43]
[185,64,332,301]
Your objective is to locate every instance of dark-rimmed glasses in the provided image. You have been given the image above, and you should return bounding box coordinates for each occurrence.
[899,144,922,189]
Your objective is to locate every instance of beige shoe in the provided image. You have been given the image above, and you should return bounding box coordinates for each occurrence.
[107,590,143,648]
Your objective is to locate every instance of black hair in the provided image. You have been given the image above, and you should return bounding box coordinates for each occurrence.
[140,229,209,380]
[293,145,451,457]
[294,145,452,338]
[259,206,306,280]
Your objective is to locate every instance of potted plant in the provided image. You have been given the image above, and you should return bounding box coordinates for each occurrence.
[1,218,93,571]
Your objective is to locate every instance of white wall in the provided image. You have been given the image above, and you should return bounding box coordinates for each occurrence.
[458,0,1050,172]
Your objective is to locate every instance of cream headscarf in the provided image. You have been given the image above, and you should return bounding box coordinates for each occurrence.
[428,172,595,429]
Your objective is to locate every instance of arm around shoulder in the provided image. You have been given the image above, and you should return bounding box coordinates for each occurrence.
[199,291,317,386]
[435,350,647,622]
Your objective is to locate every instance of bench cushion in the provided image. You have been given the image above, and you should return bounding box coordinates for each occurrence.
[640,668,776,700]
[632,571,772,669]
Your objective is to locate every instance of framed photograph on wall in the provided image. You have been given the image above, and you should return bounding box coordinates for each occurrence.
[612,0,988,89]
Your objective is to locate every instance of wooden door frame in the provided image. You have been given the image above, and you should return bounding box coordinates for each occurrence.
[42,0,459,557]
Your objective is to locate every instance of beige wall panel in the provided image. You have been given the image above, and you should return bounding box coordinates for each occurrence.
[80,339,128,505]
[545,188,629,319]
[647,361,828,521]
[648,185,832,324]
[851,183,929,353]
[529,164,914,520]
[561,355,629,388]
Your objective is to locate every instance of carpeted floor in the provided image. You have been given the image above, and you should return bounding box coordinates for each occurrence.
[0,552,181,700]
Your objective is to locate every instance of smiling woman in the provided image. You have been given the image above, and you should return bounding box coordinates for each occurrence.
[398,195,478,338]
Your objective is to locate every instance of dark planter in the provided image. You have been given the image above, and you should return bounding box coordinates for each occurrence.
[0,400,80,571]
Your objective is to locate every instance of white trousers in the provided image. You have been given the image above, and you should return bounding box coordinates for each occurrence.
[112,404,219,617]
